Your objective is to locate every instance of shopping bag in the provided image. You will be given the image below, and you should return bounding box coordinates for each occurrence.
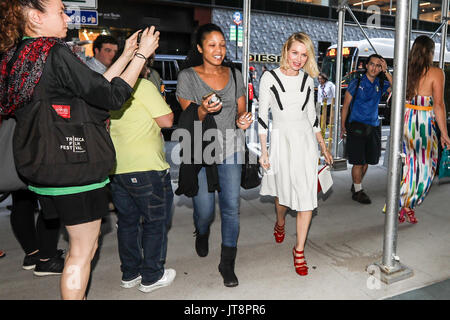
[438,147,450,183]
[318,165,333,194]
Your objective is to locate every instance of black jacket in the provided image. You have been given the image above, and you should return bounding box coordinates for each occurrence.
[8,40,133,187]
[175,103,221,197]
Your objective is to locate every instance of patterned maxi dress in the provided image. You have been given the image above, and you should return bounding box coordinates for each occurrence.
[399,95,439,209]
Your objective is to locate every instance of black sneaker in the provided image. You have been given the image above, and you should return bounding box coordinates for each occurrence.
[23,249,65,270]
[194,228,210,258]
[352,190,372,204]
[33,255,65,276]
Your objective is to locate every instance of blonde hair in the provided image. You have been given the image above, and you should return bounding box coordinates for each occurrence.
[280,32,319,78]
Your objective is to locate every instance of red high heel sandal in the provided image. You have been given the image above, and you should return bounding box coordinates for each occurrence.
[273,223,285,243]
[292,248,308,276]
[398,208,406,224]
[399,207,417,224]
[405,209,418,224]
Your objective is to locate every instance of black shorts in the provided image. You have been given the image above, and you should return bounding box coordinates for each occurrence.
[38,187,109,226]
[346,125,381,165]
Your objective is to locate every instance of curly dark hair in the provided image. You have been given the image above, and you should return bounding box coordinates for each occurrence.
[0,0,21,52]
[0,0,48,52]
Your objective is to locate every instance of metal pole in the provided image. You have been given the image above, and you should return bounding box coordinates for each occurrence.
[332,0,346,159]
[430,21,445,39]
[235,26,238,61]
[375,0,414,284]
[242,0,252,147]
[243,0,251,107]
[345,4,379,55]
[439,0,449,69]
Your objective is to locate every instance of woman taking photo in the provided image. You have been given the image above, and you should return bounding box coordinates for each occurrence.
[0,0,159,299]
[399,35,450,223]
[258,32,333,276]
[176,23,252,287]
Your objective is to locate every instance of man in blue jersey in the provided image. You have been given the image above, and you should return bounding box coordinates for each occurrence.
[341,54,392,204]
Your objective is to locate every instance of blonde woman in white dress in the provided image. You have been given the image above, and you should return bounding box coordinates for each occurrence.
[258,33,333,276]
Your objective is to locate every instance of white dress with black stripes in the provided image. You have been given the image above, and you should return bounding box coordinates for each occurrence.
[258,68,321,212]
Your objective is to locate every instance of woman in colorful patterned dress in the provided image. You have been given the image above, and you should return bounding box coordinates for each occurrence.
[399,35,450,224]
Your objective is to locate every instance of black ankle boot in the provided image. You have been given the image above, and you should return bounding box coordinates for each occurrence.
[194,228,210,257]
[218,245,238,287]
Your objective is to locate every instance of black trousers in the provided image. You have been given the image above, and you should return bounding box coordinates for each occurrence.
[10,190,60,258]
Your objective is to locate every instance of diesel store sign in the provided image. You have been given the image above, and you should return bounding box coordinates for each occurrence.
[249,54,281,63]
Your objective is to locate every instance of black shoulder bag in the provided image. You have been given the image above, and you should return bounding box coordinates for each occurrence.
[12,48,116,187]
[230,67,261,189]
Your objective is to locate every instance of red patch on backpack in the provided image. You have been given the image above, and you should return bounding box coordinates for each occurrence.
[52,105,71,119]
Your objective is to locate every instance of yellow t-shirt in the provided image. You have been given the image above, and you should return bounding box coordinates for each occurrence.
[110,78,172,175]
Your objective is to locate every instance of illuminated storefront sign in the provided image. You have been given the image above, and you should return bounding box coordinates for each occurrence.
[249,53,281,63]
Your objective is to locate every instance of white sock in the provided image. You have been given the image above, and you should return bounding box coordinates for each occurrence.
[354,183,362,192]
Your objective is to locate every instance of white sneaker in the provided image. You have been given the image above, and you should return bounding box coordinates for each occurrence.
[138,269,176,293]
[120,275,142,288]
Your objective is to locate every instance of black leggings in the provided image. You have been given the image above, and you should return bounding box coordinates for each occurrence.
[10,190,60,258]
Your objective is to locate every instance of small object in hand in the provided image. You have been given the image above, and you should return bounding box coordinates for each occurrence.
[137,30,143,44]
[208,94,221,105]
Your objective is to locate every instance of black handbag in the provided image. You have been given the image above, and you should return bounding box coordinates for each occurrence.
[13,86,116,187]
[241,144,261,189]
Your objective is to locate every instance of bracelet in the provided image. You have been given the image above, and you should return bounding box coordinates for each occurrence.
[134,52,147,61]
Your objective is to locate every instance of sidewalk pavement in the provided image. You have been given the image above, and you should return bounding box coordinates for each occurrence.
[0,163,449,300]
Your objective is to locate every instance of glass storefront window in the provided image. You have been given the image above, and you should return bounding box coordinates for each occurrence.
[418,1,443,23]
[347,0,445,23]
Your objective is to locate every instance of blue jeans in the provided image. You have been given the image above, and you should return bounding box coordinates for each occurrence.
[110,170,173,285]
[193,153,242,248]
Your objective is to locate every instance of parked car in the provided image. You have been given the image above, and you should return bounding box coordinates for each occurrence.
[152,54,186,140]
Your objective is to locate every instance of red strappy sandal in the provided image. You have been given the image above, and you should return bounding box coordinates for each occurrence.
[0,250,5,258]
[273,222,285,243]
[405,209,418,224]
[398,208,406,224]
[292,247,308,276]
[399,207,417,224]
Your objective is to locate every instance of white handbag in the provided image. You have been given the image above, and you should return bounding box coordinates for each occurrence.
[318,165,333,194]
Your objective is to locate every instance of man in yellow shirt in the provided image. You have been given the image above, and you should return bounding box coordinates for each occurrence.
[109,66,175,294]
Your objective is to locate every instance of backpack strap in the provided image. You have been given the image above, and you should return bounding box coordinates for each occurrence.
[346,75,362,125]
[230,67,237,102]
